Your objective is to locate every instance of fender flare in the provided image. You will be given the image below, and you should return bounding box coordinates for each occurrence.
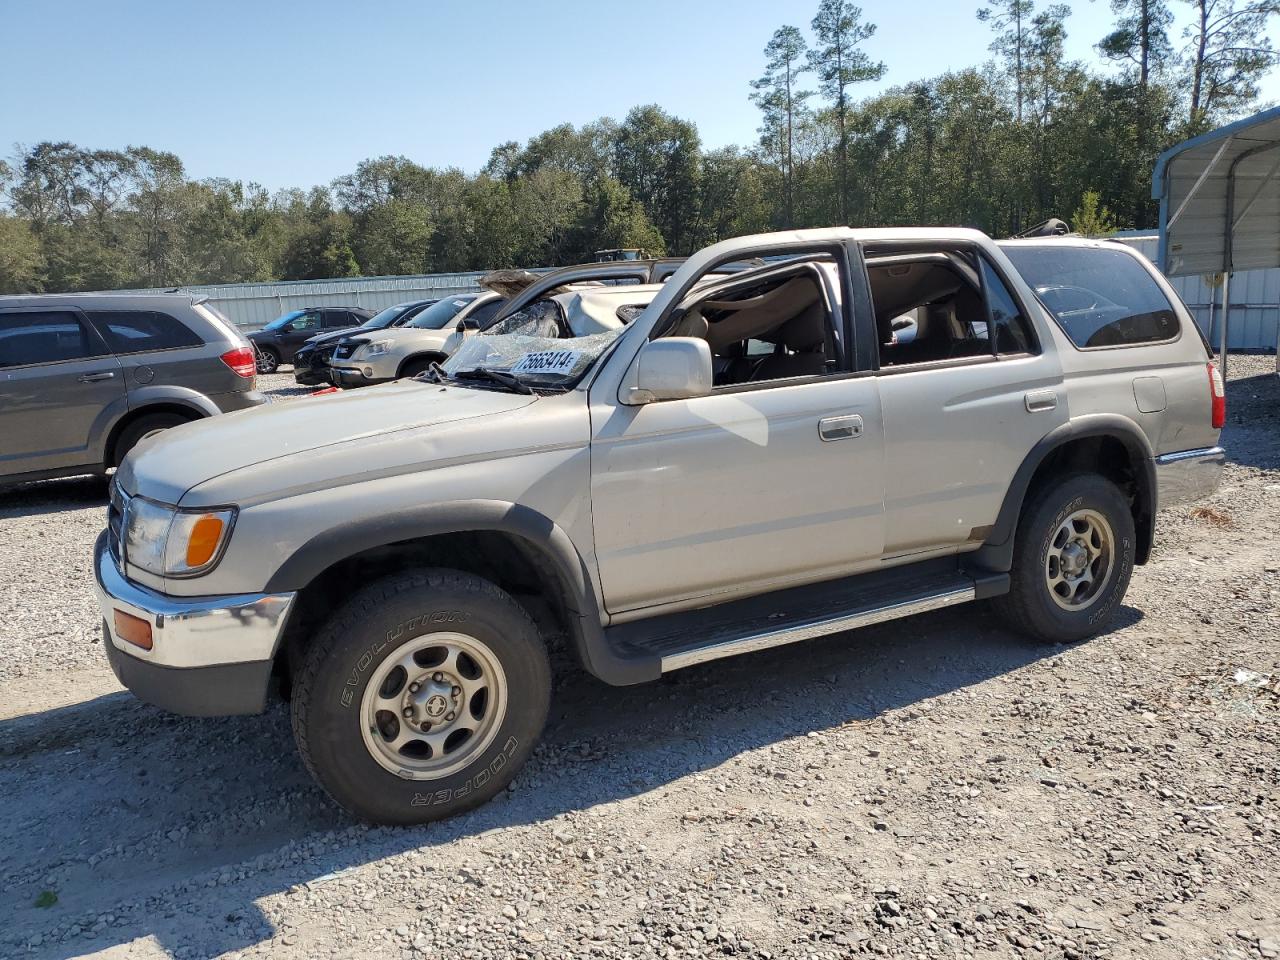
[97,388,219,467]
[973,414,1157,572]
[263,499,651,686]
[127,385,223,419]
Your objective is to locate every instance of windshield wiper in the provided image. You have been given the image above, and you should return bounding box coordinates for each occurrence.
[450,366,535,395]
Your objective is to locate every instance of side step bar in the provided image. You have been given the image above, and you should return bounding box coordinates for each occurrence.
[603,560,1006,678]
[660,584,974,671]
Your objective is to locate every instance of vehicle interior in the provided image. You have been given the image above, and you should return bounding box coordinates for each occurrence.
[865,251,993,366]
[662,258,839,387]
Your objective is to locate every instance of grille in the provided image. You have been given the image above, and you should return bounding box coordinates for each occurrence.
[332,339,365,361]
[107,481,129,567]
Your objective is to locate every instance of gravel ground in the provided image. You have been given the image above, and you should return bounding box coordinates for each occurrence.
[1,360,1276,960]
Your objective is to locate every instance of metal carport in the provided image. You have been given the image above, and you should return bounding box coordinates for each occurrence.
[1153,106,1280,374]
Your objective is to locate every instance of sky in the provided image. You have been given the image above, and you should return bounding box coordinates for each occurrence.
[2,0,1277,193]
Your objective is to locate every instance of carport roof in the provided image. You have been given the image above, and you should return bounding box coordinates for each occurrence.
[1153,106,1280,278]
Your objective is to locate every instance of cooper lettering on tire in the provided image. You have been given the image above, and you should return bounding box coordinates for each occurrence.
[291,569,551,825]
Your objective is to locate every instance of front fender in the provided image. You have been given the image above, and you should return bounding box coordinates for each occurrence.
[262,499,653,687]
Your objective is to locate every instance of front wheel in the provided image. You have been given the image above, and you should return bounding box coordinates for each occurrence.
[291,569,550,825]
[993,472,1135,644]
[398,355,444,379]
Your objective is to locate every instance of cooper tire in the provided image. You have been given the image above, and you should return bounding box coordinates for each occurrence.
[111,412,191,469]
[255,346,280,374]
[291,569,551,825]
[993,472,1135,644]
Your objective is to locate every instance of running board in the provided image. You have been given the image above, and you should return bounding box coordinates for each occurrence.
[605,562,999,675]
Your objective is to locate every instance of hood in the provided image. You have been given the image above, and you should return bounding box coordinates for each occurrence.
[302,326,361,347]
[117,381,537,505]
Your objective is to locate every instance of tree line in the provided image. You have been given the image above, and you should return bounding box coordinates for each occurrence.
[1,0,1276,295]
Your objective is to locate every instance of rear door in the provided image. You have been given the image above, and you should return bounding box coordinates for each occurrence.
[866,241,1067,556]
[0,307,124,477]
[84,308,220,398]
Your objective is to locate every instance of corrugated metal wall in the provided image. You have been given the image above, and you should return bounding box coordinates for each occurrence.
[109,273,491,330]
[103,236,1278,349]
[1116,235,1279,352]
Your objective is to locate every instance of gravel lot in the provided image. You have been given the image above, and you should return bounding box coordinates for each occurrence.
[1,360,1277,960]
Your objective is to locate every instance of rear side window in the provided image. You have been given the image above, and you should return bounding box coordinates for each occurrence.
[86,310,203,355]
[1001,246,1180,348]
[0,311,102,367]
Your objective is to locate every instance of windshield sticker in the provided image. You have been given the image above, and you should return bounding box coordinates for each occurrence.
[510,349,581,376]
[452,300,468,307]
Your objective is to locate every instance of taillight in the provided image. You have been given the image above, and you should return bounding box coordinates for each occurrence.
[1208,362,1225,429]
[221,346,257,379]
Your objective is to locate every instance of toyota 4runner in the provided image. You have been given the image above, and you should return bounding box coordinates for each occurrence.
[93,228,1226,824]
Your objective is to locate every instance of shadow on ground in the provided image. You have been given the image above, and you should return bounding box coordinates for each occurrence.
[0,474,108,519]
[0,604,1142,958]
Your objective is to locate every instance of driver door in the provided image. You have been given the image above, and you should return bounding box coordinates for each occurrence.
[587,247,886,616]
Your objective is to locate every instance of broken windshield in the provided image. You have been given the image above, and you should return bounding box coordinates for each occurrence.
[440,328,622,390]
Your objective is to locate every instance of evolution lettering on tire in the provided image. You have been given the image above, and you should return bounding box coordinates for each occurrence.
[291,569,550,825]
[338,611,472,708]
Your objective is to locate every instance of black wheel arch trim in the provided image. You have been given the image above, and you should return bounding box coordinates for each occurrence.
[973,414,1157,573]
[263,500,658,687]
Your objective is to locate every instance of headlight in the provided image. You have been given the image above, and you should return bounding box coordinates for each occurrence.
[361,339,393,357]
[122,497,237,577]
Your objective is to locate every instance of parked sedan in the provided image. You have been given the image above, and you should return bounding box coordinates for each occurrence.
[293,300,438,386]
[248,306,374,374]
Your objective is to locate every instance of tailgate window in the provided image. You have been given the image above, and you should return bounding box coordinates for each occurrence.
[1002,246,1181,349]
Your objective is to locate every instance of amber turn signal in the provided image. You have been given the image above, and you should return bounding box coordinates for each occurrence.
[185,516,226,568]
[113,609,153,650]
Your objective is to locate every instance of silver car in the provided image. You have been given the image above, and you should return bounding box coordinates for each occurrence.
[93,228,1224,825]
[1,293,263,488]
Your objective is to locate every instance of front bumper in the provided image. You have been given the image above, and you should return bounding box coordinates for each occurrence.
[1155,446,1226,509]
[329,364,390,388]
[91,531,296,716]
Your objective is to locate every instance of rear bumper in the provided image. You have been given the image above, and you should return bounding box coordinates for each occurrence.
[210,389,267,413]
[91,531,295,716]
[1155,446,1226,509]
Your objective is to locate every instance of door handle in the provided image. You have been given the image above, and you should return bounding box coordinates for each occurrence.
[1024,389,1057,413]
[818,414,864,441]
[78,371,116,383]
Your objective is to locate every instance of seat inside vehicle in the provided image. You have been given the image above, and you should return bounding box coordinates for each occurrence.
[868,253,993,366]
[669,264,836,387]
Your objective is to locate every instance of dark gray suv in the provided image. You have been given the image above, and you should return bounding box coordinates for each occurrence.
[0,293,265,488]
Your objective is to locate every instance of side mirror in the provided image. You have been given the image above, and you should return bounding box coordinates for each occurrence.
[625,338,713,404]
[457,318,481,333]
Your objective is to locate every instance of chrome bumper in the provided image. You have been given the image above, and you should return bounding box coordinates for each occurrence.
[92,531,296,670]
[1155,446,1226,509]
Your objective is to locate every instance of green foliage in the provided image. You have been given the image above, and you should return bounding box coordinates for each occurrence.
[34,890,57,908]
[0,0,1276,292]
[1071,190,1119,236]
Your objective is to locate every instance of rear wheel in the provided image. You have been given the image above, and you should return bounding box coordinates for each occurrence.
[255,346,280,374]
[111,412,191,468]
[291,569,551,825]
[993,472,1135,644]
